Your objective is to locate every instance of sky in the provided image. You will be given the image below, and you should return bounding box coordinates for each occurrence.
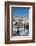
[11,7,30,17]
